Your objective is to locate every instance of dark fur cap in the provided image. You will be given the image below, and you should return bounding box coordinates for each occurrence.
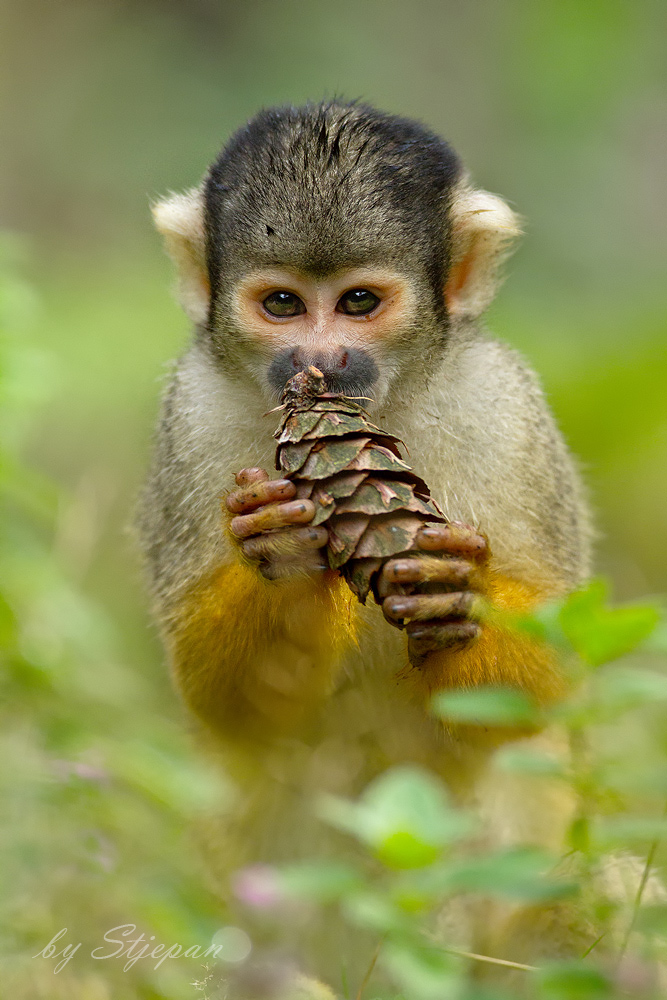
[204,100,463,306]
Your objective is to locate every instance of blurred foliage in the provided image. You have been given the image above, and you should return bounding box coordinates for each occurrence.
[252,587,667,999]
[0,2,666,998]
[0,243,234,998]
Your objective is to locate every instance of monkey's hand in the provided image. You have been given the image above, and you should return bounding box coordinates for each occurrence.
[226,468,329,580]
[377,522,489,666]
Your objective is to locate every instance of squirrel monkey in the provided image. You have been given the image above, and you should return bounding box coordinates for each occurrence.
[138,101,592,990]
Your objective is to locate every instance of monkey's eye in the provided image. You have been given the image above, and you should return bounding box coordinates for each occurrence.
[337,289,380,316]
[262,291,306,317]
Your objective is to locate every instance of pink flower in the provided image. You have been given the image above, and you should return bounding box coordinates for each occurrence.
[232,865,284,910]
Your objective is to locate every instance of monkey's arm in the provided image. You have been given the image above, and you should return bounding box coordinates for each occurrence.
[136,361,356,738]
[416,568,565,707]
[377,526,565,711]
[161,560,355,737]
[376,337,592,713]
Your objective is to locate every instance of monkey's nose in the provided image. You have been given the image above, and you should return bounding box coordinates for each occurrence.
[289,348,350,376]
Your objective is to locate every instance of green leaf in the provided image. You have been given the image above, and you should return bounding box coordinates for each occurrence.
[568,816,591,854]
[559,579,660,665]
[502,583,662,669]
[381,940,460,1000]
[525,600,571,649]
[277,861,363,903]
[342,890,411,935]
[593,815,667,847]
[318,766,473,868]
[362,767,471,851]
[537,962,611,999]
[432,687,539,726]
[389,876,438,914]
[420,848,577,902]
[376,831,442,869]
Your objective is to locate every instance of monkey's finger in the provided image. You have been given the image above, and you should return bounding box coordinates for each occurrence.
[230,500,316,539]
[259,554,330,581]
[417,523,489,562]
[242,525,329,561]
[235,467,270,487]
[382,591,477,625]
[377,556,472,597]
[406,620,480,664]
[226,478,296,513]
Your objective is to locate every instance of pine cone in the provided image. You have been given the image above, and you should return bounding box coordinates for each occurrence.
[274,366,447,604]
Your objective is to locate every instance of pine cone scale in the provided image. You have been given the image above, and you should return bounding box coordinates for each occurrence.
[299,438,372,480]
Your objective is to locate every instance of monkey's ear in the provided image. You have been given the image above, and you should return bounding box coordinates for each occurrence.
[152,187,210,325]
[445,185,522,320]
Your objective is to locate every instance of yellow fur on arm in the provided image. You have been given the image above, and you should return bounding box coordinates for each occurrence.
[163,562,356,737]
[415,572,566,708]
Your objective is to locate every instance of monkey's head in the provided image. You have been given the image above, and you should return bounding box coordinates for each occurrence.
[153,101,520,407]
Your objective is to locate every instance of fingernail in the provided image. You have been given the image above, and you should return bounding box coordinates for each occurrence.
[308,529,321,541]
[392,561,409,576]
[284,501,307,513]
[419,527,439,537]
[389,599,409,615]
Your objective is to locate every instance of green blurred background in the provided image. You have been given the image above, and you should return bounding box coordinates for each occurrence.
[2,0,666,664]
[1,2,666,996]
